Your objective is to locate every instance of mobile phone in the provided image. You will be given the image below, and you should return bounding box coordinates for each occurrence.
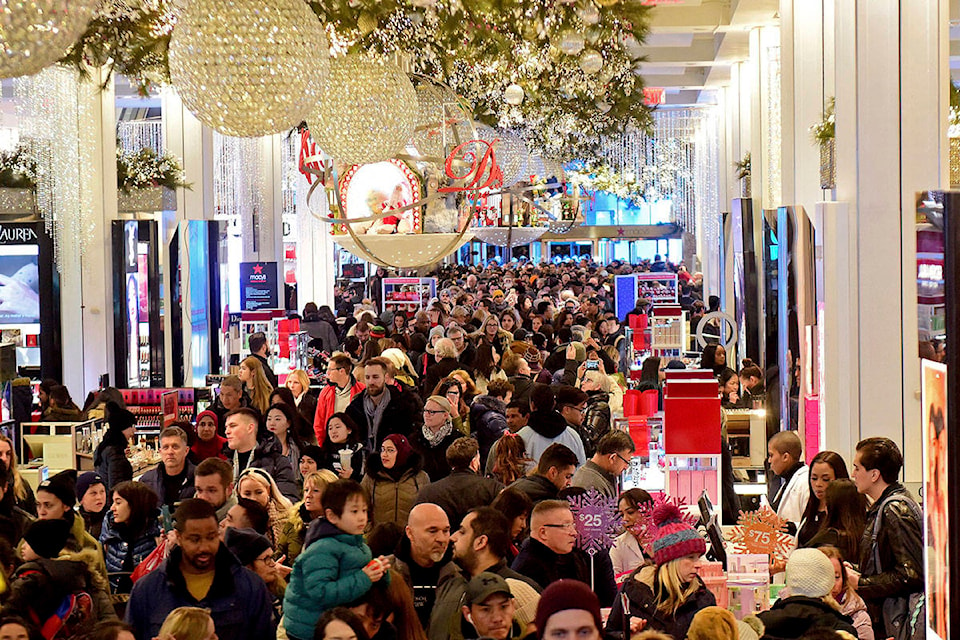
[585,360,600,370]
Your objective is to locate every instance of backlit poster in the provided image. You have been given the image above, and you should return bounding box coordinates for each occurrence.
[921,358,948,640]
[124,221,140,388]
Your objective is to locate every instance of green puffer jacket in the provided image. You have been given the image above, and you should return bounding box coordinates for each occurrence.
[360,452,429,529]
[283,520,381,640]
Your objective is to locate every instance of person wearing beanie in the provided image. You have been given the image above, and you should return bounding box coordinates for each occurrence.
[22,518,72,560]
[299,445,324,477]
[76,471,108,540]
[409,395,461,481]
[757,548,858,639]
[534,580,603,640]
[7,518,115,626]
[605,503,714,640]
[35,470,105,563]
[361,433,429,529]
[191,410,228,463]
[224,526,285,625]
[94,401,136,493]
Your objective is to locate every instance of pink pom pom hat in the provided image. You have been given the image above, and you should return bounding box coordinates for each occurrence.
[651,502,707,566]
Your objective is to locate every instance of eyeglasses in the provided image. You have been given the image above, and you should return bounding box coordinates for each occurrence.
[423,408,447,415]
[562,404,586,413]
[543,522,577,530]
[380,447,397,454]
[614,452,631,465]
[255,554,276,566]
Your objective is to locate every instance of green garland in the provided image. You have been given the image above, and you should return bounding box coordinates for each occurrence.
[60,0,655,159]
[0,146,38,190]
[810,97,835,146]
[566,162,647,206]
[117,147,190,194]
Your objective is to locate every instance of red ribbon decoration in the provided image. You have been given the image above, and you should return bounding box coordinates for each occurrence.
[439,139,504,193]
[299,129,322,185]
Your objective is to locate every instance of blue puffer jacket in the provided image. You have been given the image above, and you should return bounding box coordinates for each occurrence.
[99,510,160,590]
[283,519,385,640]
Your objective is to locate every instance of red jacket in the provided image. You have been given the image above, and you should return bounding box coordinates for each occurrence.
[190,434,228,462]
[314,379,365,445]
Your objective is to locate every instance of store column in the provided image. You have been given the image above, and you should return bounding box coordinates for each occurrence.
[59,68,119,396]
[828,0,947,481]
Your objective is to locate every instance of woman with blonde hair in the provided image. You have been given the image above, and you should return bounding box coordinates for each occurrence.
[605,504,714,639]
[239,356,273,415]
[236,467,293,546]
[449,369,478,405]
[157,607,217,640]
[0,434,35,514]
[277,469,338,563]
[284,369,317,432]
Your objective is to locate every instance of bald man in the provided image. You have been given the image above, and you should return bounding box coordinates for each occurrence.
[394,503,453,628]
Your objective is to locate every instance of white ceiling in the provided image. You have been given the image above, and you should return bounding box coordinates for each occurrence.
[639,0,779,105]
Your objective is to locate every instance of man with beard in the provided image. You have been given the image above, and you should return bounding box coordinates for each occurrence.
[346,357,421,453]
[428,507,541,640]
[393,503,453,629]
[313,353,365,445]
[125,499,273,640]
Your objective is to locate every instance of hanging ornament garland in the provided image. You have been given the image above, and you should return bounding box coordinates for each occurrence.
[0,0,99,79]
[309,54,418,166]
[168,0,330,137]
[58,0,655,162]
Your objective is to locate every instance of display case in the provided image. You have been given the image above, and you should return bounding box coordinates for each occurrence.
[382,277,436,317]
[20,419,99,486]
[118,388,197,437]
[233,312,307,381]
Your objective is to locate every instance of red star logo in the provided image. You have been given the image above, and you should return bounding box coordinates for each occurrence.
[252,264,264,274]
[617,227,625,237]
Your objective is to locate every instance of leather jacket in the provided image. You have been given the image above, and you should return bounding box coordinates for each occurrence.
[857,484,924,612]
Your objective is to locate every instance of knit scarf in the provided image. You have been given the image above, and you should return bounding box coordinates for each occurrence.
[422,419,453,447]
[363,387,391,447]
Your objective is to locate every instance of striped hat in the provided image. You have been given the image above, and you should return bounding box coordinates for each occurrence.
[652,502,706,566]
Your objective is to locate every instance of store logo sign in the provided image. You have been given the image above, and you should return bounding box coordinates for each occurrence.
[0,226,37,244]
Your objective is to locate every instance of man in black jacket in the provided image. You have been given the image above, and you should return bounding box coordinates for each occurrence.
[507,443,578,504]
[511,499,616,607]
[413,438,503,530]
[393,503,453,630]
[222,408,298,501]
[346,357,422,453]
[140,426,196,507]
[849,437,924,640]
[248,332,278,389]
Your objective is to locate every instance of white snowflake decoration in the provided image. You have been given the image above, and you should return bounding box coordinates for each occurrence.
[567,488,622,556]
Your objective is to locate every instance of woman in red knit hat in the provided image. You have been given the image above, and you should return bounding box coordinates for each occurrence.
[604,503,715,640]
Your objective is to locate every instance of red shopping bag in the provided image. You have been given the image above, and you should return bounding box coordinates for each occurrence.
[130,538,167,584]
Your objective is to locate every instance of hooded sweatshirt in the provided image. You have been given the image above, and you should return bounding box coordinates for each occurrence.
[517,410,586,466]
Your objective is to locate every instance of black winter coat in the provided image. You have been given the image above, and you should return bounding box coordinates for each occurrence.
[758,596,858,639]
[409,427,461,482]
[94,434,133,494]
[507,474,559,504]
[605,564,716,640]
[470,395,508,465]
[422,357,463,400]
[413,470,504,530]
[222,433,299,501]
[139,459,197,506]
[345,386,423,453]
[511,538,617,608]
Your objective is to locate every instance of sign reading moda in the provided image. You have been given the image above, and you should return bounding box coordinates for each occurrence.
[240,262,279,311]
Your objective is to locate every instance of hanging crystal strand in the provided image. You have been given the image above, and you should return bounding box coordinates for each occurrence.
[14,66,93,270]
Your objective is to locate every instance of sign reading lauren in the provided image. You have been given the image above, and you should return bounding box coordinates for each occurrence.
[240,262,278,311]
[0,224,38,245]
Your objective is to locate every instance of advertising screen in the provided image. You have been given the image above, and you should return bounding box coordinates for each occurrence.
[0,244,40,324]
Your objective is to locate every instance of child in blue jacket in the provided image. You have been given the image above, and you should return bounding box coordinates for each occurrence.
[283,480,390,640]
